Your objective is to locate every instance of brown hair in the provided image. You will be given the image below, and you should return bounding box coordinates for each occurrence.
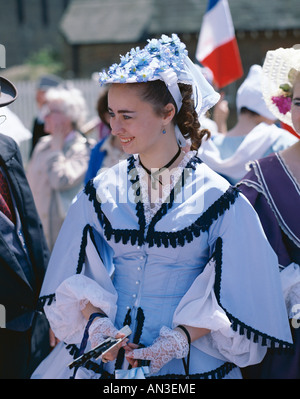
[97,87,110,127]
[133,80,211,150]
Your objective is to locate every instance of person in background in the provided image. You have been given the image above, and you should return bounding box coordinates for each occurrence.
[84,87,126,184]
[238,46,300,379]
[198,65,297,184]
[0,106,32,168]
[31,74,63,156]
[27,86,95,251]
[31,35,292,380]
[198,65,229,135]
[0,76,50,378]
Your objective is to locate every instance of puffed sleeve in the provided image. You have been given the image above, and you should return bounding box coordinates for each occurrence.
[173,193,293,367]
[39,180,117,344]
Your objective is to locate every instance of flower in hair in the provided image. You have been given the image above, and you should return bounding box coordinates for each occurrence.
[271,82,293,115]
[271,95,292,115]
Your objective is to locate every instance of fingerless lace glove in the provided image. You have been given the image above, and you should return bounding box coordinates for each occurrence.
[127,326,189,375]
[88,317,119,348]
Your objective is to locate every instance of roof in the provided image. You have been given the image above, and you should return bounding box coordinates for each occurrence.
[60,0,300,45]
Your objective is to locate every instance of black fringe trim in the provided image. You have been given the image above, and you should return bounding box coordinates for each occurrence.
[37,293,55,310]
[84,164,145,247]
[213,236,293,350]
[146,186,239,248]
[133,307,145,345]
[84,156,239,250]
[65,343,102,375]
[100,361,237,380]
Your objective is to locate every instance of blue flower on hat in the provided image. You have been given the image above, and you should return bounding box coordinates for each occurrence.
[113,67,129,83]
[98,33,188,86]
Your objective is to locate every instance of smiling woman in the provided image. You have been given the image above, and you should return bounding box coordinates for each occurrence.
[31,34,292,380]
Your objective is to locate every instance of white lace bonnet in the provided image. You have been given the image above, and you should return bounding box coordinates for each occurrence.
[262,45,300,129]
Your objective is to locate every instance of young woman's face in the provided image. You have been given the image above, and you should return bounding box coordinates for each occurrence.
[292,80,300,134]
[108,84,167,156]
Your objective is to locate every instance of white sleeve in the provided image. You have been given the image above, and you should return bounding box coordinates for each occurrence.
[172,257,267,367]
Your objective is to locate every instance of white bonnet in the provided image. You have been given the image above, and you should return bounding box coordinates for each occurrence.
[262,46,300,129]
[236,64,276,120]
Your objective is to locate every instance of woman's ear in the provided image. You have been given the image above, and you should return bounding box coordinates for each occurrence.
[162,103,176,125]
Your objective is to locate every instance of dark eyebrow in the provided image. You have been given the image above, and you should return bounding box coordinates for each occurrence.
[108,107,135,114]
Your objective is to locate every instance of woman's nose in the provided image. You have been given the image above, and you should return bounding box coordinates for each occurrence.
[110,119,123,136]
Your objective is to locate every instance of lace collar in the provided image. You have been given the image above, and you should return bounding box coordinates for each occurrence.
[133,151,196,226]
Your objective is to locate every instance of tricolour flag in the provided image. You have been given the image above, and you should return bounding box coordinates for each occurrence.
[196,0,243,88]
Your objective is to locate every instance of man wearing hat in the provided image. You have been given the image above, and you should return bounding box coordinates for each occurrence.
[0,77,50,378]
[198,64,297,185]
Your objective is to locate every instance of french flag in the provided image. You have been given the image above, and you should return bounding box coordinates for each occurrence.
[196,0,243,88]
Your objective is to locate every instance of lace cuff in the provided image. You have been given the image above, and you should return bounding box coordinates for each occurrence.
[159,326,189,359]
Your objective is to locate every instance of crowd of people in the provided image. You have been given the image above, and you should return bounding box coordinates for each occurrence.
[0,34,299,380]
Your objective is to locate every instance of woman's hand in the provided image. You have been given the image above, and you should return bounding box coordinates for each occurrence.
[100,331,128,363]
[49,328,60,349]
[125,326,189,375]
[88,317,128,362]
[124,342,141,368]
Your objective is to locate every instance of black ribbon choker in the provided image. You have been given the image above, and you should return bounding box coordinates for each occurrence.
[139,146,181,189]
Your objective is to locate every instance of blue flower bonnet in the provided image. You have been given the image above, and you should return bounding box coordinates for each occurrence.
[98,34,220,146]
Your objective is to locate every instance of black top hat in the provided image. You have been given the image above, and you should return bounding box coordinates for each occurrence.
[0,77,18,107]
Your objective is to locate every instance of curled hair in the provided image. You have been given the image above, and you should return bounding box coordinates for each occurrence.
[135,80,211,150]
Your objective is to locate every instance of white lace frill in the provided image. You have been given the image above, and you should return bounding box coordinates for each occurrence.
[280,262,300,320]
[172,257,267,367]
[134,151,196,226]
[44,274,118,344]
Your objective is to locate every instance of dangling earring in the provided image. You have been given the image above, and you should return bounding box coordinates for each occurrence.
[162,128,166,134]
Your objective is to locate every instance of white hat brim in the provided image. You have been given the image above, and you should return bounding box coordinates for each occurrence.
[262,47,300,129]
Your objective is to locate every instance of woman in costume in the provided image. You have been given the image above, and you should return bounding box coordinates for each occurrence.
[238,46,300,378]
[198,64,297,185]
[32,34,292,379]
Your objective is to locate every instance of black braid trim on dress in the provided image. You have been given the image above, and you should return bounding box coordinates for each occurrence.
[213,237,293,351]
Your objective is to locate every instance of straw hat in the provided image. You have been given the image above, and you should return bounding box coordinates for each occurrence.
[0,76,18,107]
[262,46,300,129]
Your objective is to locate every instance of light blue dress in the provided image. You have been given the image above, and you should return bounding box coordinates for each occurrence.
[32,152,292,379]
